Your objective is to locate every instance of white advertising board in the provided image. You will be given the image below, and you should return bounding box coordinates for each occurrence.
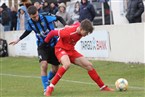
[75,30,110,58]
[14,32,38,57]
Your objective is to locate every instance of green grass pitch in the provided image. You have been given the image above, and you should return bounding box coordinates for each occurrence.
[0,57,144,97]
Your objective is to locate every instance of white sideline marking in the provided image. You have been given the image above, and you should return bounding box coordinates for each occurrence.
[0,73,144,90]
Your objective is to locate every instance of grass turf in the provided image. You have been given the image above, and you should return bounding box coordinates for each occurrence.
[0,57,144,97]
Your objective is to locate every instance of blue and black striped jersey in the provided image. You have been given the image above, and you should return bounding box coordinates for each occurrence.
[27,14,58,47]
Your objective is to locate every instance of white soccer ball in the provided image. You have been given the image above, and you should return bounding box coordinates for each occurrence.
[115,78,128,91]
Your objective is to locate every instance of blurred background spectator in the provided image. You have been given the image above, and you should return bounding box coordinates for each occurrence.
[42,1,50,12]
[1,3,11,31]
[17,5,29,30]
[126,0,144,23]
[10,6,17,31]
[49,2,58,15]
[55,2,73,28]
[79,0,96,22]
[34,1,44,13]
[71,1,80,22]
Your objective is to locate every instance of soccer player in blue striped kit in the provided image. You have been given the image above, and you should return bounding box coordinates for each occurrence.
[9,5,66,95]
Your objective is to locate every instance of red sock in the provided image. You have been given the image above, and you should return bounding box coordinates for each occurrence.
[51,66,66,85]
[88,69,105,88]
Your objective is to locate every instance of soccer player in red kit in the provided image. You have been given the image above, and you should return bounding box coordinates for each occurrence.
[43,19,114,96]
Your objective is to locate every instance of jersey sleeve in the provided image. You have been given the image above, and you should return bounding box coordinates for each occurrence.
[19,30,31,40]
[59,22,80,38]
[26,20,33,32]
[26,24,33,31]
[45,15,57,22]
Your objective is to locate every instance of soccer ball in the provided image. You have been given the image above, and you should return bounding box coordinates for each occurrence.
[115,78,128,91]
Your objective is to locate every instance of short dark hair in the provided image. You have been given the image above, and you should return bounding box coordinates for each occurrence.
[80,19,94,34]
[27,5,37,15]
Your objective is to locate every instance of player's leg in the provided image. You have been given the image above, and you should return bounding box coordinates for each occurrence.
[46,65,59,96]
[74,56,114,91]
[40,61,49,95]
[47,46,60,85]
[74,57,105,87]
[46,54,71,96]
[47,65,59,84]
[38,47,50,95]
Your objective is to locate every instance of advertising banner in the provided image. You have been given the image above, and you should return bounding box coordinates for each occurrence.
[75,30,110,58]
[14,32,38,56]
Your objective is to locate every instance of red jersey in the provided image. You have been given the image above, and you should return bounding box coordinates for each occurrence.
[56,22,82,50]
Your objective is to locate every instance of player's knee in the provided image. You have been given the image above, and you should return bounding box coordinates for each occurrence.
[63,63,71,70]
[86,63,93,70]
[40,61,48,70]
[41,61,47,66]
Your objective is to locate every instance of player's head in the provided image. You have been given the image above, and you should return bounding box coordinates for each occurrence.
[81,0,88,4]
[28,5,39,21]
[80,19,94,36]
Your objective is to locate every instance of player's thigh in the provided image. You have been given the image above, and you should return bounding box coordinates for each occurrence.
[48,47,60,66]
[60,55,71,69]
[38,48,48,69]
[74,57,93,70]
[40,61,48,68]
[37,47,49,63]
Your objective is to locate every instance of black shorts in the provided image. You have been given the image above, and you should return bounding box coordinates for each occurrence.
[37,46,60,66]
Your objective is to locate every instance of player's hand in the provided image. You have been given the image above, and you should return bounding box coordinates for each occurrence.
[9,39,20,45]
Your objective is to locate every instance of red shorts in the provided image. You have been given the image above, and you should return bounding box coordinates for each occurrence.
[55,47,83,63]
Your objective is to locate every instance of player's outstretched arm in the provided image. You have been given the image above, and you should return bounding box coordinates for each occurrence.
[9,30,31,45]
[9,39,20,45]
